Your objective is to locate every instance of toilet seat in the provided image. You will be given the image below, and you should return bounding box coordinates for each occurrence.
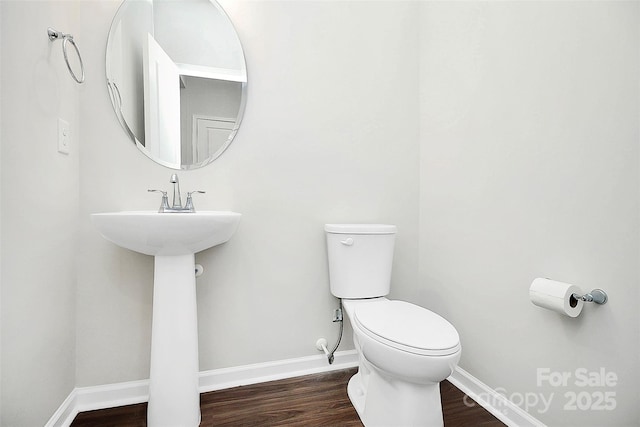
[354,300,460,356]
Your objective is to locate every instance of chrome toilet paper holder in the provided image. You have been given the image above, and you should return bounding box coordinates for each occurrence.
[571,289,608,305]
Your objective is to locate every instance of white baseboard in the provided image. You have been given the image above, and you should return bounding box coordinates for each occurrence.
[198,349,359,393]
[45,350,358,427]
[45,391,79,427]
[448,366,547,427]
[47,352,545,427]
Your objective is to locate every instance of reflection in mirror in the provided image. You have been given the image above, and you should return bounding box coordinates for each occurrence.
[106,0,247,170]
[180,76,242,165]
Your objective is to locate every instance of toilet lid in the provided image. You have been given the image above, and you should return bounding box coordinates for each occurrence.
[354,300,460,356]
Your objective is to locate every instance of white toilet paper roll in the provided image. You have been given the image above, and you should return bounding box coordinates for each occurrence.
[529,278,584,317]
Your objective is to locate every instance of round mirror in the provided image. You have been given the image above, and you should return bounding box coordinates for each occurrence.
[106,0,247,170]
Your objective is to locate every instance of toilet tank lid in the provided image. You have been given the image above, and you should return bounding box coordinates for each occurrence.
[324,224,397,234]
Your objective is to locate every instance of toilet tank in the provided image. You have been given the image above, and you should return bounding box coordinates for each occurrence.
[325,224,396,299]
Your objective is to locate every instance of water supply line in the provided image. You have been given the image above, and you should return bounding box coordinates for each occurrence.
[318,299,343,364]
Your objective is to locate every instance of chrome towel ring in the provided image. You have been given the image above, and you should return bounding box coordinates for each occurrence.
[47,27,85,84]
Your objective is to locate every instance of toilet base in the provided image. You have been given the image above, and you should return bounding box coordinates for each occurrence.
[347,372,366,419]
[346,367,445,427]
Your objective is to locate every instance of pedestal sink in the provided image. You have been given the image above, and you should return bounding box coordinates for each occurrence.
[91,211,241,426]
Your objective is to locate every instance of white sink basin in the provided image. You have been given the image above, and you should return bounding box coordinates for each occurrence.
[91,211,241,256]
[90,210,241,426]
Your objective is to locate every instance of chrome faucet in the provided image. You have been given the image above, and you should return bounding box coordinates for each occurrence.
[170,174,182,209]
[148,175,205,213]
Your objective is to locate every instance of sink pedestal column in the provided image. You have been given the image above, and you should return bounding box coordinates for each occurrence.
[90,211,241,425]
[147,254,201,427]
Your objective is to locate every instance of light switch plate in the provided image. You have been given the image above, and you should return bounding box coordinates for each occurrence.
[58,118,70,154]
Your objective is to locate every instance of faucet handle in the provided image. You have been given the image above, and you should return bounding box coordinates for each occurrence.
[184,191,205,212]
[148,189,170,213]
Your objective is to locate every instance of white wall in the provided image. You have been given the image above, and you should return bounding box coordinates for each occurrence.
[417,2,639,426]
[0,1,3,422]
[1,1,638,426]
[75,0,420,386]
[0,2,80,425]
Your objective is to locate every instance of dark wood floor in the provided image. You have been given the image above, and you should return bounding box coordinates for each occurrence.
[71,368,505,426]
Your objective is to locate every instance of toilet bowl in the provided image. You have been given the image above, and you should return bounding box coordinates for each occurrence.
[325,224,461,427]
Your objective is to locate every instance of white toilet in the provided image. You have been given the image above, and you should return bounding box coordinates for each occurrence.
[325,224,461,427]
